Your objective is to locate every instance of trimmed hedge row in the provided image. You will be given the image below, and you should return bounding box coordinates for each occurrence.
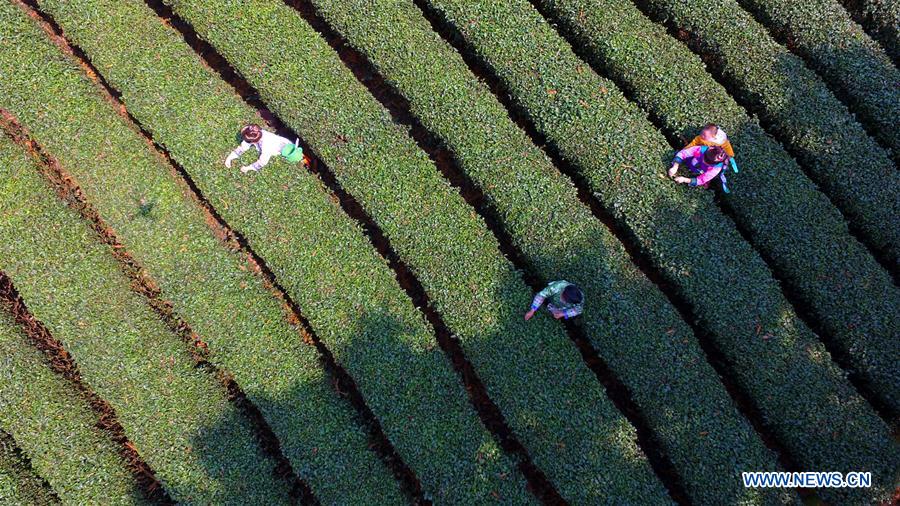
[736,0,900,157]
[0,268,145,504]
[21,2,409,503]
[36,0,533,503]
[635,0,900,270]
[419,0,900,503]
[0,42,289,505]
[157,0,672,502]
[0,431,57,505]
[304,0,789,503]
[535,0,900,419]
[843,0,900,63]
[13,0,522,502]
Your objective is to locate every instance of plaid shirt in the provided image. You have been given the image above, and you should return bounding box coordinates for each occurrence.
[530,280,583,319]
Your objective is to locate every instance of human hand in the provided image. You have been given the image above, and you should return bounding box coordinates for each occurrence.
[674,176,691,184]
[225,154,236,168]
[240,165,256,174]
[524,309,536,321]
[667,164,678,178]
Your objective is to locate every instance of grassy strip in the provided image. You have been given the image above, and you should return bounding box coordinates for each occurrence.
[0,291,146,503]
[19,1,529,503]
[533,0,900,418]
[0,174,288,502]
[842,0,900,63]
[735,0,900,157]
[0,26,290,502]
[0,431,57,506]
[300,0,790,503]
[632,0,900,270]
[416,0,900,503]
[0,140,288,505]
[155,0,674,502]
[18,2,410,503]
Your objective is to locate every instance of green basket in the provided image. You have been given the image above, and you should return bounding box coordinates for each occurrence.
[281,143,304,163]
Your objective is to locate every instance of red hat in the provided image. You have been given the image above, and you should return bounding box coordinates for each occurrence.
[240,124,262,143]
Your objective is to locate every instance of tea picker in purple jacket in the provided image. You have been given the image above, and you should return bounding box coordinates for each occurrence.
[668,144,733,192]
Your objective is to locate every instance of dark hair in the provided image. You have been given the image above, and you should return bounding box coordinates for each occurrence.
[703,145,726,165]
[562,285,583,305]
[241,124,263,143]
[702,123,719,134]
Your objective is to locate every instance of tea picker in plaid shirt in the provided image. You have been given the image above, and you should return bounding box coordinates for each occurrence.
[524,280,584,320]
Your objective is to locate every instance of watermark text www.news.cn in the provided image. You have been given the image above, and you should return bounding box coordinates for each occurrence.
[742,471,871,488]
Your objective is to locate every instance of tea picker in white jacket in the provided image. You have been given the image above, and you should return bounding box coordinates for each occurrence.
[225,124,302,173]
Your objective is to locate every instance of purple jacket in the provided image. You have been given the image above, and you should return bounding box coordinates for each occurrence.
[673,145,726,187]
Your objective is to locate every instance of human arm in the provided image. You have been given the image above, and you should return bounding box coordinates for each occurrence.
[241,152,273,173]
[225,141,252,168]
[551,304,583,319]
[669,145,702,177]
[674,165,723,186]
[525,282,563,320]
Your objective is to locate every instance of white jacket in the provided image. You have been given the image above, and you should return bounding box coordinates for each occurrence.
[226,130,292,172]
